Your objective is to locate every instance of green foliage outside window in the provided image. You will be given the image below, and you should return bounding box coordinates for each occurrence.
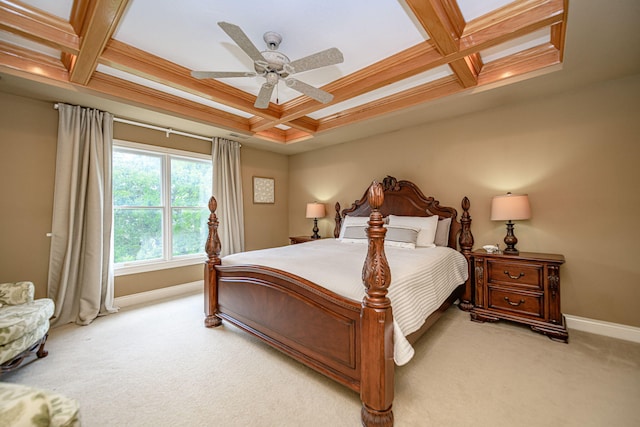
[113,148,212,265]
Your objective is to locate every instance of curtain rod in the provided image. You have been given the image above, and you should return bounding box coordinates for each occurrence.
[53,102,218,143]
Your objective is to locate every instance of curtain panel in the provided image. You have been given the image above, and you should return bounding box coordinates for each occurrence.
[48,103,118,326]
[212,138,244,256]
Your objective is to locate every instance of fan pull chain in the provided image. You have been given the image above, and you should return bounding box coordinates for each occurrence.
[276,83,279,105]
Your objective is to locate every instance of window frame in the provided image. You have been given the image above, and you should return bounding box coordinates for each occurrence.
[113,140,212,276]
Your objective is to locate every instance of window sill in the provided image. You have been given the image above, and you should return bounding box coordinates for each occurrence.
[114,256,204,276]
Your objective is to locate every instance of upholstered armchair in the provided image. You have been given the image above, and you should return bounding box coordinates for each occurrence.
[0,281,55,374]
[0,382,80,426]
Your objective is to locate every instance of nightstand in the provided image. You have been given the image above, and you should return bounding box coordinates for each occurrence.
[289,236,320,244]
[470,249,568,342]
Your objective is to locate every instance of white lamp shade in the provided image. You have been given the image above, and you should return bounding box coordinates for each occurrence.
[491,193,531,221]
[306,202,326,219]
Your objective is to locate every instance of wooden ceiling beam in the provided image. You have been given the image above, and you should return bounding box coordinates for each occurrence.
[0,39,69,81]
[0,0,79,54]
[68,0,130,85]
[404,0,481,88]
[477,43,560,85]
[87,72,254,133]
[404,0,462,54]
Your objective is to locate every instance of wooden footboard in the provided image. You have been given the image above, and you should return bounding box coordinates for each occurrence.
[216,265,363,390]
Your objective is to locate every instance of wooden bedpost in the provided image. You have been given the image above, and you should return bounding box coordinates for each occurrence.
[458,196,474,311]
[204,196,222,328]
[360,181,394,427]
[334,202,342,238]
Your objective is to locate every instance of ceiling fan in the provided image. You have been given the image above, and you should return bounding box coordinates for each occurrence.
[191,22,344,109]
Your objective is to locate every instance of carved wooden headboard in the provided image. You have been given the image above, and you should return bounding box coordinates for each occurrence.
[333,176,471,251]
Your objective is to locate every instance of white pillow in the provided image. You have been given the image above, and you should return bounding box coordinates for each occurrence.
[338,215,370,240]
[387,215,439,248]
[383,225,419,249]
[435,217,452,247]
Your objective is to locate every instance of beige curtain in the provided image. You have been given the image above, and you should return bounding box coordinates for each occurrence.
[48,103,118,326]
[212,138,244,256]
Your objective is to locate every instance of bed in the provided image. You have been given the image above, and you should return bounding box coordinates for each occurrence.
[204,175,474,426]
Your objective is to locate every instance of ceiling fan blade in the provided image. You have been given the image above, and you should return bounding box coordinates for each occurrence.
[191,71,256,79]
[218,22,265,63]
[286,48,344,74]
[285,78,334,104]
[255,83,275,109]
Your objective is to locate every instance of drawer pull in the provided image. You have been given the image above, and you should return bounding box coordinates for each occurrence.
[504,297,525,307]
[504,270,524,280]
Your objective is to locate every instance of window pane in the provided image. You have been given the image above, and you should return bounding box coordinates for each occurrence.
[113,150,162,206]
[171,158,212,207]
[114,208,163,263]
[172,208,208,257]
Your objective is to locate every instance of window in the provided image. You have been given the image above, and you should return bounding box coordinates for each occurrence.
[113,141,212,275]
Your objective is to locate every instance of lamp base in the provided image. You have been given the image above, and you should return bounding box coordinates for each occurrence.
[311,218,320,239]
[503,220,519,255]
[502,247,520,255]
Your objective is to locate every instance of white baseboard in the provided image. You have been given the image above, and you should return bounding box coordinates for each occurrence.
[115,280,203,309]
[565,314,640,344]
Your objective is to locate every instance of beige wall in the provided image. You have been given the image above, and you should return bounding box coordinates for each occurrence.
[0,93,289,298]
[0,93,57,299]
[289,73,640,327]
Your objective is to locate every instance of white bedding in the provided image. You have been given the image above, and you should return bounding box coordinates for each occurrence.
[222,238,469,365]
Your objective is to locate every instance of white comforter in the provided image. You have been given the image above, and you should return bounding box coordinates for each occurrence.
[222,239,469,365]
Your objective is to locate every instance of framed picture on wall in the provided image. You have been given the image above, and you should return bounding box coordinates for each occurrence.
[253,176,275,204]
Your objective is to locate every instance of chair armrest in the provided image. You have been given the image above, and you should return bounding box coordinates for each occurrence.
[0,281,35,305]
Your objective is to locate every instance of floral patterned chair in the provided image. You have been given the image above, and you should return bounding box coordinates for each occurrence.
[0,281,55,374]
[0,382,80,426]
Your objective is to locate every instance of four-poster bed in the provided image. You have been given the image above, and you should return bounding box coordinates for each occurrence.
[204,176,474,426]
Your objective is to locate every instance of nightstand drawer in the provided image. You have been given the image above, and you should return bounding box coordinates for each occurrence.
[488,287,543,318]
[487,260,543,290]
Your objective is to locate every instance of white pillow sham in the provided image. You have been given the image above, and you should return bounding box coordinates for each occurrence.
[338,215,370,239]
[388,214,439,248]
[342,225,368,242]
[435,217,452,247]
[341,224,420,249]
[383,225,420,249]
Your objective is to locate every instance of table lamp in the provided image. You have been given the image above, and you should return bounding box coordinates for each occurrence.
[306,202,326,239]
[490,192,531,255]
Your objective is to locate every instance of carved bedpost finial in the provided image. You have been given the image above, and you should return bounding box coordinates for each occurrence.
[362,181,391,305]
[206,196,221,265]
[334,202,342,239]
[459,196,473,254]
[361,180,394,426]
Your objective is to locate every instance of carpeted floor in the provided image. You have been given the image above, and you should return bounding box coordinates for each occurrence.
[3,293,640,426]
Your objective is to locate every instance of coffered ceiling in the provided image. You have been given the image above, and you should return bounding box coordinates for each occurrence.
[0,1,638,154]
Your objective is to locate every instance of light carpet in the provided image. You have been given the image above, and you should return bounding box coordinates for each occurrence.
[3,293,640,427]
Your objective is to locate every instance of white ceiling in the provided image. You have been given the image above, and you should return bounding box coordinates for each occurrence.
[1,0,639,154]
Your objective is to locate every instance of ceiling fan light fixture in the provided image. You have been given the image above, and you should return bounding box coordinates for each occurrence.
[265,72,279,86]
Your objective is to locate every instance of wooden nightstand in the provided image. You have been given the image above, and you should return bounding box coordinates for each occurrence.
[289,236,321,244]
[470,249,568,342]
